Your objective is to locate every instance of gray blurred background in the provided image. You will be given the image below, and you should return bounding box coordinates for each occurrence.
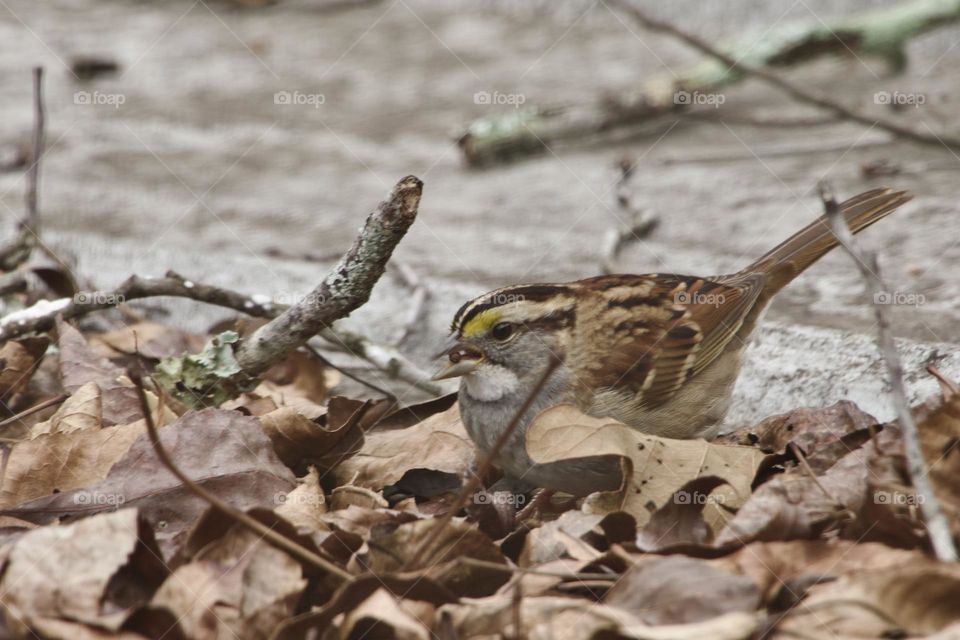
[1,0,958,423]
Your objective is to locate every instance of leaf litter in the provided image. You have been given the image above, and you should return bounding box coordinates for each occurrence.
[0,317,957,639]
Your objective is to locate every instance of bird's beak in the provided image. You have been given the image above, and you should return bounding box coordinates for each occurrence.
[431,337,483,381]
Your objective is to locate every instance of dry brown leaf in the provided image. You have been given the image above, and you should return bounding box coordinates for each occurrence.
[0,420,147,509]
[438,595,757,640]
[605,555,760,626]
[0,509,166,636]
[526,404,766,531]
[518,510,604,566]
[7,409,297,558]
[367,518,509,598]
[715,539,925,603]
[340,589,433,640]
[636,476,730,552]
[138,526,306,640]
[56,318,142,426]
[95,321,205,359]
[721,401,878,471]
[259,405,362,468]
[275,466,328,534]
[329,485,388,510]
[773,560,960,638]
[0,337,48,400]
[29,380,101,436]
[715,433,878,547]
[333,404,473,490]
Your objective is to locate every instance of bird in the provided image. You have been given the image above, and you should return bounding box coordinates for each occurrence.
[432,187,911,497]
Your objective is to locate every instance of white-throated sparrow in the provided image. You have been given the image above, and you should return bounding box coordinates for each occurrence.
[433,187,911,496]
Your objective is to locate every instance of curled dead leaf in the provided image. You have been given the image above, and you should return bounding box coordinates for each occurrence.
[526,404,765,532]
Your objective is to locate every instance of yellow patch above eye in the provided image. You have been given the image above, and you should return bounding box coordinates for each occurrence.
[461,309,502,338]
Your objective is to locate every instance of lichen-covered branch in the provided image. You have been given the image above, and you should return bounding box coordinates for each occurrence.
[232,176,423,380]
[458,0,960,166]
[821,181,958,563]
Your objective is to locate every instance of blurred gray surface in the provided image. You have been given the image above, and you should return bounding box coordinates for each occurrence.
[1,0,959,416]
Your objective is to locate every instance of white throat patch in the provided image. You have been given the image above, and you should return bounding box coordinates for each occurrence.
[462,363,520,401]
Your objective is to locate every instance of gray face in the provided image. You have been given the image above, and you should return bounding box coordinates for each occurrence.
[474,324,563,379]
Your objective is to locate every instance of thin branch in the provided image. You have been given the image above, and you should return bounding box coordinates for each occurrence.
[402,354,563,570]
[24,67,44,235]
[607,0,960,151]
[820,181,958,562]
[0,67,45,271]
[0,394,66,431]
[0,270,441,396]
[130,372,353,582]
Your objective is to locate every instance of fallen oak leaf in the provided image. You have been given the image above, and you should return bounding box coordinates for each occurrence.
[526,404,766,531]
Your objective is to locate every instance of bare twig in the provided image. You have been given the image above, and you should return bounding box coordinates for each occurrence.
[0,393,66,431]
[130,372,353,582]
[820,181,958,562]
[0,67,45,271]
[0,269,441,396]
[24,67,43,236]
[608,0,960,151]
[403,354,563,570]
[600,157,659,274]
[318,326,443,396]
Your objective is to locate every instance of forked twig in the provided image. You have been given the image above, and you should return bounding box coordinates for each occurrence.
[402,355,563,570]
[820,181,957,562]
[129,372,354,582]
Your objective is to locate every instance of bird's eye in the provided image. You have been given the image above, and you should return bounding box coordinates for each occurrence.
[491,322,514,341]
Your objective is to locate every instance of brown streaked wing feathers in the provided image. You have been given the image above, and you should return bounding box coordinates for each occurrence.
[573,274,764,410]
